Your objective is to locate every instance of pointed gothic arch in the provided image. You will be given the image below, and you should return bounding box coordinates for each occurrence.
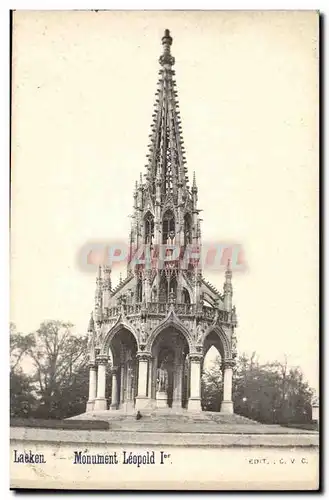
[201,344,223,411]
[146,312,194,353]
[136,279,143,303]
[162,209,175,243]
[182,287,191,304]
[202,325,231,360]
[158,272,178,302]
[159,273,168,302]
[144,211,154,244]
[184,212,192,246]
[169,275,177,296]
[101,320,140,355]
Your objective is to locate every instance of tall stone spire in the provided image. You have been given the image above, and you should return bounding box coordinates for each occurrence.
[144,29,188,203]
[128,29,200,254]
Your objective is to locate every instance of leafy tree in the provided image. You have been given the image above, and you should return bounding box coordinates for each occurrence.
[202,352,314,424]
[10,370,37,418]
[10,320,115,419]
[25,321,89,418]
[10,322,31,371]
[10,323,37,417]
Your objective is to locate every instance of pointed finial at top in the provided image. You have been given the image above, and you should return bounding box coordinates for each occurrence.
[162,29,173,50]
[159,29,175,67]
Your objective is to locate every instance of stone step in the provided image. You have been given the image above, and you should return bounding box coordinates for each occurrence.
[68,410,318,435]
[70,410,260,429]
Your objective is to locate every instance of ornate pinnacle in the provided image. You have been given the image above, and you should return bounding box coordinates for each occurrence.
[159,29,175,67]
[88,311,94,332]
[223,258,233,305]
[192,171,198,193]
[95,265,103,299]
[162,29,172,49]
[231,305,238,326]
[103,265,112,291]
[225,258,232,280]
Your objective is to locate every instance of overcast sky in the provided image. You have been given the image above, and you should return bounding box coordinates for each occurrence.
[11,10,318,391]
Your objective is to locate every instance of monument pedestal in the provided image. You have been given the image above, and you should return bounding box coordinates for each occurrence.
[187,397,202,412]
[220,400,234,414]
[172,399,183,410]
[156,391,168,408]
[93,398,107,411]
[135,396,151,410]
[86,400,95,412]
[121,400,135,413]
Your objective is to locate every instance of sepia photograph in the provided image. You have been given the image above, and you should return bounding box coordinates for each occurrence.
[10,10,319,490]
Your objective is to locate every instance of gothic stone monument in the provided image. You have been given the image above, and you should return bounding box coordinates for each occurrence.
[86,30,238,414]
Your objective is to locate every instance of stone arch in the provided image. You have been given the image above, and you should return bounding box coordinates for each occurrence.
[143,207,155,218]
[182,287,191,304]
[203,325,231,360]
[162,208,175,243]
[181,274,194,300]
[146,312,194,352]
[100,319,139,355]
[143,210,154,244]
[183,212,192,246]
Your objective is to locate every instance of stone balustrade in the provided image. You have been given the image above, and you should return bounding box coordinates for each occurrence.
[103,302,230,323]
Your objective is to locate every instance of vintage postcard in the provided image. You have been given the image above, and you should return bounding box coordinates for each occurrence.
[10,10,319,491]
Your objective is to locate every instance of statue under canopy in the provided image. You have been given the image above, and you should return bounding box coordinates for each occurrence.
[156,362,169,393]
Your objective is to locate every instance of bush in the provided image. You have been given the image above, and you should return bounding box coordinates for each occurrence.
[10,418,109,430]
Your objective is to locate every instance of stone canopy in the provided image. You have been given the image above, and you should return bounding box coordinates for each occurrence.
[85,30,238,414]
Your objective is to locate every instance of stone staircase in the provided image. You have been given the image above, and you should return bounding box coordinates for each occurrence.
[69,408,318,434]
[69,408,290,434]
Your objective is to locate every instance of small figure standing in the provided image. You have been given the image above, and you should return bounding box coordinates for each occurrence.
[136,410,142,420]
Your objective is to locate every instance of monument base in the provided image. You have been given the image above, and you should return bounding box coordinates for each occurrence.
[93,398,107,411]
[135,397,151,410]
[187,397,202,412]
[121,400,135,413]
[86,400,95,412]
[156,391,168,408]
[220,400,234,414]
[172,399,183,409]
